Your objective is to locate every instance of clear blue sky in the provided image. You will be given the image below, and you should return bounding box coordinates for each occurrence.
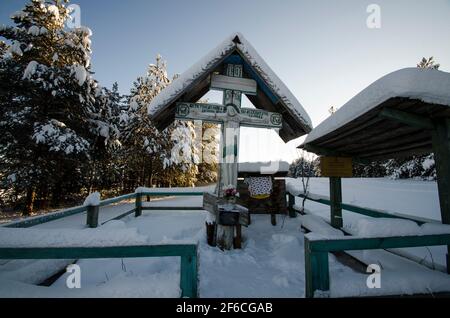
[2,0,450,162]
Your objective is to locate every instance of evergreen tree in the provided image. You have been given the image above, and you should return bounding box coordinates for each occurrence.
[0,0,115,214]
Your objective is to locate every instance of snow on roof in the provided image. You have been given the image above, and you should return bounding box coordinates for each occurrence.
[238,161,290,173]
[147,32,312,131]
[304,68,450,145]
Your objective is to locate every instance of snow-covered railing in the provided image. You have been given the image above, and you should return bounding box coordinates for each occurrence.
[304,233,450,298]
[4,187,212,229]
[287,192,437,225]
[0,244,198,298]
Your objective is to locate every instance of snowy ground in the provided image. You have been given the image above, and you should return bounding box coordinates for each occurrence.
[0,178,450,298]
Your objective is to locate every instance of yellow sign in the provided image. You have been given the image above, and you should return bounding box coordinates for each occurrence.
[320,157,353,178]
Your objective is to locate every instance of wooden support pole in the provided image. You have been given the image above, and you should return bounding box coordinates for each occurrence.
[288,193,297,217]
[86,205,99,228]
[234,225,242,249]
[135,194,142,217]
[271,213,277,226]
[329,177,343,229]
[180,252,198,298]
[432,118,450,273]
[216,225,234,250]
[305,238,330,298]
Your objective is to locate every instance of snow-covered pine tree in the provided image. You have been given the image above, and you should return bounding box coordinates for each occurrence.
[196,122,219,184]
[88,82,124,192]
[0,0,115,214]
[121,54,172,190]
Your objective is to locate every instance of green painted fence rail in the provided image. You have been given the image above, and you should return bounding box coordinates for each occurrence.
[304,233,450,298]
[4,206,88,229]
[3,189,211,229]
[0,244,198,298]
[288,192,437,225]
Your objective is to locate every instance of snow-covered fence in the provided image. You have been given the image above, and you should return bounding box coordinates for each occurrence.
[0,244,198,298]
[287,192,437,225]
[3,188,211,229]
[304,233,450,298]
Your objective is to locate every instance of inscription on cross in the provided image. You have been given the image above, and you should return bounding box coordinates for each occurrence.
[175,64,283,195]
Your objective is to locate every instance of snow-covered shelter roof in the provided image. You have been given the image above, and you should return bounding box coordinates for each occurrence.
[300,68,450,160]
[148,33,312,143]
[238,161,290,177]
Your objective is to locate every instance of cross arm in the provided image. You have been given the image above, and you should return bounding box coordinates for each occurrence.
[175,102,227,123]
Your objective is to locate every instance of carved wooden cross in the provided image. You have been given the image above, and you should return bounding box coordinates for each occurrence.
[175,64,282,195]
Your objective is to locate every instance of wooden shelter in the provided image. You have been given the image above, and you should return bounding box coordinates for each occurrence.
[148,32,312,142]
[299,68,450,269]
[147,32,312,250]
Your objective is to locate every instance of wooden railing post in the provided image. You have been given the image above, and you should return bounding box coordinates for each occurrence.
[305,237,330,298]
[86,205,99,228]
[329,177,343,228]
[288,193,297,217]
[180,247,198,298]
[135,193,142,217]
[432,119,450,273]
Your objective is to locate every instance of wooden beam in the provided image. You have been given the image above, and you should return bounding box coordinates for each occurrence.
[307,234,450,253]
[302,144,370,164]
[379,108,434,130]
[329,177,343,229]
[432,118,450,274]
[432,118,450,225]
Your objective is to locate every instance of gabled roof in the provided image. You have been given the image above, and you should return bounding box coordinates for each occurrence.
[147,32,312,143]
[300,68,450,160]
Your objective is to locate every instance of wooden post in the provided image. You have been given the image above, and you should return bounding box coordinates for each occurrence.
[288,193,296,217]
[329,177,343,229]
[234,225,242,249]
[305,238,330,298]
[180,252,198,298]
[271,213,277,226]
[135,193,142,217]
[432,118,450,273]
[86,205,99,228]
[216,226,234,250]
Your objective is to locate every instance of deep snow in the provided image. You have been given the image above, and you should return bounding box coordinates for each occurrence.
[1,178,450,297]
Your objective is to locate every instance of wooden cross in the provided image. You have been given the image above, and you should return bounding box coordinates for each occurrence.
[175,64,283,195]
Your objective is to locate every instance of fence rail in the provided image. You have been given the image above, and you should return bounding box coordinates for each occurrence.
[3,189,209,229]
[304,233,450,298]
[288,192,437,225]
[0,244,198,298]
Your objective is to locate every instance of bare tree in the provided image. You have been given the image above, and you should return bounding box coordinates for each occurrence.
[417,56,440,70]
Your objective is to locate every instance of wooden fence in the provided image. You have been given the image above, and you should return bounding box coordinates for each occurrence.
[305,233,450,298]
[4,190,206,229]
[1,189,208,298]
[0,244,198,298]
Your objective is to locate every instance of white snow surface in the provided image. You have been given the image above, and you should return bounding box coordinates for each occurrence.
[304,68,450,144]
[0,221,148,248]
[346,218,450,238]
[1,179,450,297]
[299,214,344,238]
[135,185,214,194]
[147,32,312,132]
[238,161,290,173]
[83,192,101,206]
